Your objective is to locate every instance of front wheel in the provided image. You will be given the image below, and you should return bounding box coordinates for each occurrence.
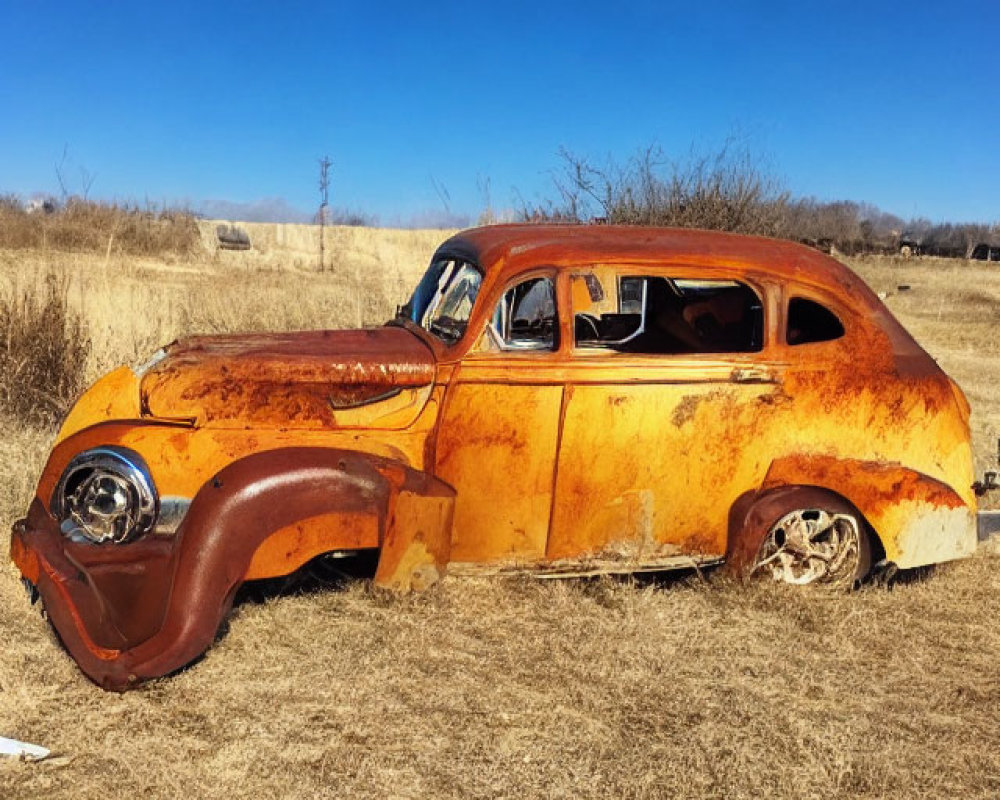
[751,504,871,587]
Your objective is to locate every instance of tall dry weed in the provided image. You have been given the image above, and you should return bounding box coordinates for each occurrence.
[0,275,91,427]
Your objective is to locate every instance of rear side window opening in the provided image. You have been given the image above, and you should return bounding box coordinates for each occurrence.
[572,272,764,354]
[786,297,845,346]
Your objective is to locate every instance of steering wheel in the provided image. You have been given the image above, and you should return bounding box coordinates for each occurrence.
[574,313,601,341]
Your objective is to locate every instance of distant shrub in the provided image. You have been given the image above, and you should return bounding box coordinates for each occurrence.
[0,193,23,213]
[0,276,92,427]
[0,199,200,256]
[527,143,999,257]
[314,208,379,227]
[525,143,790,237]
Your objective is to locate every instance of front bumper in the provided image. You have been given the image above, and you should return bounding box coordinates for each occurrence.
[10,498,176,690]
[10,518,39,585]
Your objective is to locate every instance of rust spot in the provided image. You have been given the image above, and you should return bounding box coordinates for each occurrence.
[671,394,701,427]
[755,387,792,408]
[141,328,435,427]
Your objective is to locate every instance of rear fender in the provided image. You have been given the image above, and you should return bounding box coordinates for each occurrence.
[728,454,976,570]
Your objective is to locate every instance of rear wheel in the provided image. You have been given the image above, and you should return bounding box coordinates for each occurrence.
[751,503,871,587]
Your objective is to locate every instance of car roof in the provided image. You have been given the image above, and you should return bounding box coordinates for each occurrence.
[434,224,881,308]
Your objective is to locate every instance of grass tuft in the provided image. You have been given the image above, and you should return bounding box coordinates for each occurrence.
[0,275,91,427]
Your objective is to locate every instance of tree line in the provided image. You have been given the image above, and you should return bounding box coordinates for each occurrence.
[521,145,998,259]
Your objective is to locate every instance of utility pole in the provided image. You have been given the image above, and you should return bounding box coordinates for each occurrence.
[318,156,331,271]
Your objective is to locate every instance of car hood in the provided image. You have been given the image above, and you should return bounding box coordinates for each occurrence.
[139,326,436,428]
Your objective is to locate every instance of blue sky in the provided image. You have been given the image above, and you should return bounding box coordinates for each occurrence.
[1,1,997,225]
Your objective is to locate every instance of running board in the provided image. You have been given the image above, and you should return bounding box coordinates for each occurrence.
[448,554,724,580]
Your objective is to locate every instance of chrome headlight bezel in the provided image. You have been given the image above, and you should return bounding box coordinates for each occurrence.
[51,446,159,544]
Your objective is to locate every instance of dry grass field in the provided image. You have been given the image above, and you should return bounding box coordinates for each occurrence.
[1,227,999,799]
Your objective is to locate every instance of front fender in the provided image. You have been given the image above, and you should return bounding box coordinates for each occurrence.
[13,447,454,690]
[55,366,142,445]
[759,454,976,569]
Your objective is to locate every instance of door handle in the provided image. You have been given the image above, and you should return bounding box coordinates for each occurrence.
[730,367,775,384]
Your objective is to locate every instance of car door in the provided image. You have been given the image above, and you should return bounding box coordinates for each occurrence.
[547,266,784,565]
[434,271,564,565]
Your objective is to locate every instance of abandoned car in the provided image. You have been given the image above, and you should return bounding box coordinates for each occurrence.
[11,225,981,689]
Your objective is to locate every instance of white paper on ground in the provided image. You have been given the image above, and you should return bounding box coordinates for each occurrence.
[0,736,50,761]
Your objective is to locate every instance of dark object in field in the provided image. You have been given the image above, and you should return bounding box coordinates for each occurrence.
[216,224,251,251]
[970,244,1000,262]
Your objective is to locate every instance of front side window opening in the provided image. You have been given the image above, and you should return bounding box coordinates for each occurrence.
[786,297,845,345]
[488,276,558,351]
[411,259,483,344]
[573,272,763,354]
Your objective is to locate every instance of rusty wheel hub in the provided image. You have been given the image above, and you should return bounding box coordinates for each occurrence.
[752,508,862,586]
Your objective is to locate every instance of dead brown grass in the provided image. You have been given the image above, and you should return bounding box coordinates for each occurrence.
[0,201,200,256]
[0,239,999,799]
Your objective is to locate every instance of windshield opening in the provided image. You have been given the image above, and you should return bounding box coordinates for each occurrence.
[399,258,483,344]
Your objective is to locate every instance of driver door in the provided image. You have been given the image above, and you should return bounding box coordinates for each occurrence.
[434,272,564,566]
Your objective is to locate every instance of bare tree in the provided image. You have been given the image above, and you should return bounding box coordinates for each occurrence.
[318,156,331,271]
[54,145,96,202]
[430,175,453,217]
[55,145,71,201]
[79,166,96,201]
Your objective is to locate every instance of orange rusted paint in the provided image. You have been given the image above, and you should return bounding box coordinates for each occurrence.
[55,366,142,445]
[436,378,563,563]
[10,224,978,689]
[244,511,380,580]
[373,487,454,592]
[761,455,975,567]
[140,328,435,428]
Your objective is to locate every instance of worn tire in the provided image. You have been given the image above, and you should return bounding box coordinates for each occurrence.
[732,488,873,588]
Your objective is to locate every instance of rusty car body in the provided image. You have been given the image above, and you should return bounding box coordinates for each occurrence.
[10,225,980,690]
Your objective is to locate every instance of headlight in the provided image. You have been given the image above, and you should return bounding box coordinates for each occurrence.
[51,447,158,544]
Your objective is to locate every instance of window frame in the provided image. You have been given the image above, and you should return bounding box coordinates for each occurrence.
[487,275,559,352]
[411,258,485,346]
[567,265,769,358]
[778,284,856,355]
[467,268,564,358]
[784,295,846,347]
